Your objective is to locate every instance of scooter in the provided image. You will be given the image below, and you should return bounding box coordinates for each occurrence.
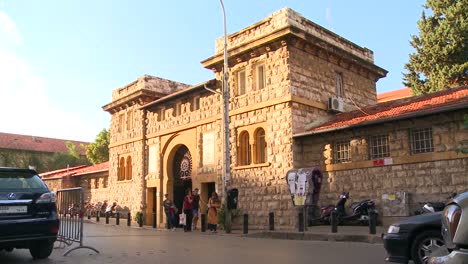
[320,192,376,225]
[414,192,457,215]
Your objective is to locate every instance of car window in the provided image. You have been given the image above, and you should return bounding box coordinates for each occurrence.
[0,172,49,191]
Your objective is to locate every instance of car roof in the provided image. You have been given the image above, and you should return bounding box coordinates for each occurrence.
[0,167,38,175]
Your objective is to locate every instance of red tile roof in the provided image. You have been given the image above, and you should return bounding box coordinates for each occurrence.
[0,132,88,155]
[377,88,412,102]
[296,86,468,136]
[40,161,109,179]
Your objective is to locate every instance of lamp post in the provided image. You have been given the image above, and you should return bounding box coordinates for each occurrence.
[219,0,232,233]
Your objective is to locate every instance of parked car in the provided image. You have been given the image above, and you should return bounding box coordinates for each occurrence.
[384,212,449,264]
[429,191,468,264]
[0,167,59,259]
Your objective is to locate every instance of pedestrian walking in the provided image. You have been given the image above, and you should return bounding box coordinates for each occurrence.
[182,188,193,232]
[192,188,201,230]
[207,192,221,233]
[163,194,177,230]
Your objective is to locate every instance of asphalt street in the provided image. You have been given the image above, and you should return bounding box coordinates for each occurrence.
[0,223,388,264]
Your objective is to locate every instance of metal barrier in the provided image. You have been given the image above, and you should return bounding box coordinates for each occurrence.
[56,187,99,256]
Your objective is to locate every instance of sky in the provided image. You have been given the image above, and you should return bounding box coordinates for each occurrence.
[0,0,425,142]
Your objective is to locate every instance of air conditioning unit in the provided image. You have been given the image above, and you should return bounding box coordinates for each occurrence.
[328,96,344,112]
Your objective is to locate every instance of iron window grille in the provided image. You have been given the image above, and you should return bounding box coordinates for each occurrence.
[334,140,351,163]
[410,127,434,154]
[369,135,390,159]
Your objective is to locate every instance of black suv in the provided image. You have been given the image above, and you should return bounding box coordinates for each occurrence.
[0,167,59,259]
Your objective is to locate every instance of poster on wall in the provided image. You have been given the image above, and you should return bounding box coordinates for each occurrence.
[285,167,323,207]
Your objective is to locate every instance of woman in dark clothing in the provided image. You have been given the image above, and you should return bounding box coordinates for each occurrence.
[182,188,193,232]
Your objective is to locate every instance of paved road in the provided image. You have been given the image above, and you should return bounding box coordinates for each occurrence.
[0,223,388,264]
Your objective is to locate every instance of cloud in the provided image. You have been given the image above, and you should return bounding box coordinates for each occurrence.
[0,10,22,45]
[0,11,98,142]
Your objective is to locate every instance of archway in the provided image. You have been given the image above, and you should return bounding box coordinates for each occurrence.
[172,145,192,222]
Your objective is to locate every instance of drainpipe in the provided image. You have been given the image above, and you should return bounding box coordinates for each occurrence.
[141,109,147,223]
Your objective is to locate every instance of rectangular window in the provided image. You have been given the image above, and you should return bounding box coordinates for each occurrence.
[126,111,133,130]
[175,102,181,116]
[237,70,246,96]
[118,114,125,133]
[192,96,200,111]
[334,140,350,163]
[410,127,434,154]
[256,64,266,90]
[335,72,343,96]
[369,135,390,159]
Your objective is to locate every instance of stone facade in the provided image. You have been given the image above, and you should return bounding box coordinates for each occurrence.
[43,172,109,206]
[102,8,389,229]
[295,110,468,225]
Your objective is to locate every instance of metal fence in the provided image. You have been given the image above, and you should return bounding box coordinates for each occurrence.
[56,187,99,256]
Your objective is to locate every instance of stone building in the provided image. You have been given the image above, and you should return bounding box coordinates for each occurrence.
[0,132,88,173]
[102,8,395,228]
[41,162,110,205]
[295,87,468,224]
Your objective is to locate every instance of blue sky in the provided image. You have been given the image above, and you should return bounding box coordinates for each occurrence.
[0,0,425,142]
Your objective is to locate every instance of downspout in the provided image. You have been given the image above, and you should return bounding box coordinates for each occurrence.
[141,109,147,221]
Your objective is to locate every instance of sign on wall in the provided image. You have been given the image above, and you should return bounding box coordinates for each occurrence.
[148,145,158,173]
[202,132,215,166]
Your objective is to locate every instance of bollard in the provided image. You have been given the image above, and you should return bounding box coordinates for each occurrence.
[152,212,156,228]
[298,211,304,232]
[269,212,274,231]
[369,209,377,235]
[105,212,109,224]
[201,214,206,232]
[138,215,143,227]
[330,210,338,233]
[127,212,131,227]
[96,213,100,222]
[116,212,120,225]
[243,214,249,234]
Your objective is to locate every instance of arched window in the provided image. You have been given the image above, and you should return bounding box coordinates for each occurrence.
[126,156,132,180]
[254,128,266,163]
[118,157,125,181]
[238,131,251,166]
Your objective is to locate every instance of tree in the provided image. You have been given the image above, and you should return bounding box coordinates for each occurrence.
[86,129,110,164]
[45,142,90,171]
[403,0,468,95]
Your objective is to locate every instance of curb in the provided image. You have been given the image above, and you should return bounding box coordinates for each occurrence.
[243,231,383,244]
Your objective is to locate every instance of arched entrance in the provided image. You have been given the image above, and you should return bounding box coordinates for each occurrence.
[172,145,192,222]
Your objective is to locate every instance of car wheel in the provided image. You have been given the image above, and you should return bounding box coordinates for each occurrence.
[410,230,448,264]
[29,240,54,259]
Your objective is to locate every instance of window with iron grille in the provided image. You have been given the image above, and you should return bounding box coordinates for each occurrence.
[369,135,390,159]
[334,141,350,163]
[410,127,434,154]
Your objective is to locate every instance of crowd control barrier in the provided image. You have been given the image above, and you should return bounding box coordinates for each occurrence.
[56,187,99,256]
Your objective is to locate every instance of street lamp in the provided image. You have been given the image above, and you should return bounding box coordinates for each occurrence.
[219,0,232,233]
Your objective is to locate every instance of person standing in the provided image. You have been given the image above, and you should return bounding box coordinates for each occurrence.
[163,194,176,230]
[182,188,194,232]
[207,192,221,233]
[192,188,201,230]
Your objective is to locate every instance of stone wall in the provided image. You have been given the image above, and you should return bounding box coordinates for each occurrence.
[215,8,374,64]
[289,45,377,112]
[295,110,468,223]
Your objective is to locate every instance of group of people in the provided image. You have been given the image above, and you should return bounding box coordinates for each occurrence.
[163,188,221,233]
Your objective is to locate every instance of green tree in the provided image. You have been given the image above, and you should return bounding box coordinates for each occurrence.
[456,114,468,154]
[86,129,110,164]
[403,0,468,95]
[46,142,90,171]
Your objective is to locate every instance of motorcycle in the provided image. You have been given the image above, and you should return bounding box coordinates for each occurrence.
[320,192,376,225]
[414,192,457,215]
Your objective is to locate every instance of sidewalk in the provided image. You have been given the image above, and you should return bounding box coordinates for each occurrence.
[83,216,386,244]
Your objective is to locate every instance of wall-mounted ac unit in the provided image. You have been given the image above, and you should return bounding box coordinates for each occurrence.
[328,96,344,112]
